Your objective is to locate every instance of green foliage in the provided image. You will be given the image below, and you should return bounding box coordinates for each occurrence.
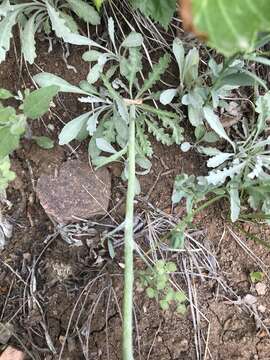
[250,271,264,284]
[34,18,183,184]
[191,0,270,56]
[172,90,270,247]
[0,156,15,191]
[166,38,265,134]
[129,0,176,28]
[23,85,59,120]
[0,0,101,64]
[139,260,187,313]
[0,87,56,190]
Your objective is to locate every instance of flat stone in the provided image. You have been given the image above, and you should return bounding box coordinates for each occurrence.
[36,160,111,224]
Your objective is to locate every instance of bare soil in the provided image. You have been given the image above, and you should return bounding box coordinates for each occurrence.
[0,32,270,360]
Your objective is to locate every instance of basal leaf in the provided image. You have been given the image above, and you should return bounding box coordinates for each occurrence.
[66,0,100,25]
[59,111,91,145]
[121,32,143,48]
[0,10,18,63]
[160,88,178,105]
[46,1,97,47]
[34,72,87,94]
[228,181,241,222]
[21,14,37,64]
[96,138,116,153]
[203,106,235,150]
[23,85,59,120]
[82,50,103,62]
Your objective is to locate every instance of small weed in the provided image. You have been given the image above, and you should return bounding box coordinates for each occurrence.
[250,271,264,283]
[139,260,187,314]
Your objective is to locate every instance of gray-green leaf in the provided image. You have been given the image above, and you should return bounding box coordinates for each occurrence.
[121,32,143,48]
[59,111,91,145]
[66,0,100,25]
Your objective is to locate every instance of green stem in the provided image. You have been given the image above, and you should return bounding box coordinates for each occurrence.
[122,104,136,360]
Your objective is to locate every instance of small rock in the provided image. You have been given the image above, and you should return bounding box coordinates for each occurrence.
[255,282,267,296]
[36,160,111,223]
[258,305,266,313]
[0,347,25,360]
[173,339,189,357]
[243,294,257,305]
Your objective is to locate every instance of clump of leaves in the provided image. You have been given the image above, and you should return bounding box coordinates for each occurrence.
[34,18,184,188]
[161,38,265,140]
[0,86,57,190]
[139,260,186,314]
[0,0,101,64]
[171,91,270,247]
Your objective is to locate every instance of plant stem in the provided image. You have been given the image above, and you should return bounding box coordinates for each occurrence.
[122,104,136,360]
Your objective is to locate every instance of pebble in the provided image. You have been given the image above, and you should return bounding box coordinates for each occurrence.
[255,282,267,296]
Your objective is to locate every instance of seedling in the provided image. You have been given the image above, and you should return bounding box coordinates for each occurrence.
[250,271,264,283]
[139,260,187,314]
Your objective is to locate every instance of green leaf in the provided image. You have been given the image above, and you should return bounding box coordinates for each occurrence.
[46,1,96,46]
[82,50,103,62]
[0,10,19,63]
[96,138,116,153]
[121,32,143,48]
[33,136,54,149]
[120,47,142,91]
[146,287,156,299]
[108,17,115,48]
[174,291,187,303]
[250,271,264,283]
[203,106,235,150]
[176,304,186,315]
[129,0,176,28]
[66,0,100,25]
[23,85,59,120]
[160,88,178,105]
[0,106,16,123]
[0,127,19,158]
[93,0,104,11]
[145,118,173,146]
[228,181,240,222]
[159,299,169,311]
[0,89,12,99]
[93,146,127,168]
[21,14,37,64]
[173,38,185,83]
[59,111,92,145]
[59,11,79,33]
[165,262,177,273]
[136,121,153,158]
[0,156,16,191]
[137,53,171,98]
[34,72,87,94]
[191,0,270,56]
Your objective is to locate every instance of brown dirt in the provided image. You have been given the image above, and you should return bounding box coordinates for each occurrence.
[0,30,270,360]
